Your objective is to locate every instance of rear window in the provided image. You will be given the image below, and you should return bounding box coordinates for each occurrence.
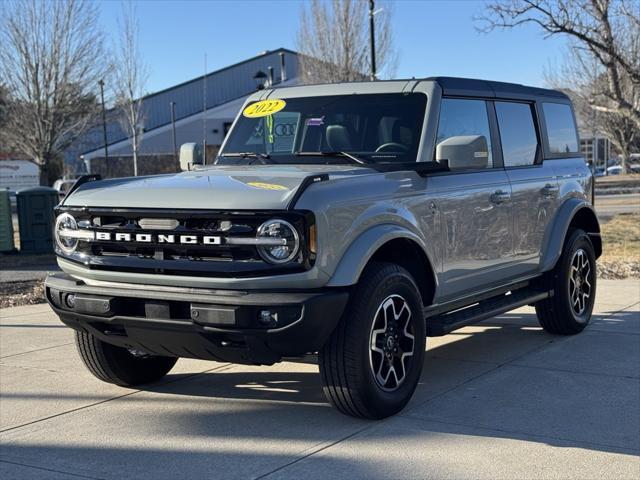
[543,103,579,154]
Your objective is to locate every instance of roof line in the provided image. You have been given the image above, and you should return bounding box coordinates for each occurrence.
[136,47,298,102]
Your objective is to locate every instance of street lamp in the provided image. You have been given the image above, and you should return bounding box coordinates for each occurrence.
[253,70,268,90]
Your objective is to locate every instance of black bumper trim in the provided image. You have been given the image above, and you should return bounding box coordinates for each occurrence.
[45,273,349,365]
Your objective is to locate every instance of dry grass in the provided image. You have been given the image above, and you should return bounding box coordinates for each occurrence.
[600,213,640,261]
[598,213,640,279]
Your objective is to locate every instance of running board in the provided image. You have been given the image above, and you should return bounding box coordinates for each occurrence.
[426,288,553,336]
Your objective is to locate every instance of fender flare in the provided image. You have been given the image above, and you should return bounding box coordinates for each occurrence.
[540,198,601,273]
[326,224,437,289]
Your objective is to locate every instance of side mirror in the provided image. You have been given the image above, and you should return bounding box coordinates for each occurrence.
[179,143,203,171]
[436,135,489,170]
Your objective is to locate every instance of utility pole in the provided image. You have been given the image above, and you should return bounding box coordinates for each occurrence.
[369,0,376,81]
[98,79,109,162]
[170,102,178,163]
[203,53,207,165]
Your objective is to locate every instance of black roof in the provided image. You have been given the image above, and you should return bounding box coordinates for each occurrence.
[426,76,569,100]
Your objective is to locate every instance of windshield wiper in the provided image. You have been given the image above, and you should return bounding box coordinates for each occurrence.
[220,152,273,164]
[295,151,371,165]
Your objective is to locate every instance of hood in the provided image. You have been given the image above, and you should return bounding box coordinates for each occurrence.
[64,165,371,210]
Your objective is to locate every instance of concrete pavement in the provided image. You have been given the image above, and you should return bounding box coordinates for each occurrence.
[1,280,639,479]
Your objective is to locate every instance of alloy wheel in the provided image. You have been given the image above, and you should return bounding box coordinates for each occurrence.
[369,294,416,391]
[569,248,592,316]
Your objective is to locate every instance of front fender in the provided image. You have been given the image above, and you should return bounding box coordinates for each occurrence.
[540,198,600,273]
[326,224,435,287]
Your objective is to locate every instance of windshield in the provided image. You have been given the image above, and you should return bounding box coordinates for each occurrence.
[218,93,427,165]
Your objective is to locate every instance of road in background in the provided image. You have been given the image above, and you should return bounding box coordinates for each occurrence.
[595,193,639,221]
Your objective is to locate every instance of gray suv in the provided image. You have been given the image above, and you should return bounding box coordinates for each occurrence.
[46,77,601,419]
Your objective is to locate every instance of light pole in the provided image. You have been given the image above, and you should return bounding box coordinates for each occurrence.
[369,0,376,81]
[253,70,267,90]
[170,102,178,163]
[98,79,108,161]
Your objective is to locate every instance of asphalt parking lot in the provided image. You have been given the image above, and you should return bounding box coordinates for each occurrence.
[1,279,639,479]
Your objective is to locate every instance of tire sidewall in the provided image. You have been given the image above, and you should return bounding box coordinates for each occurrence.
[354,266,426,417]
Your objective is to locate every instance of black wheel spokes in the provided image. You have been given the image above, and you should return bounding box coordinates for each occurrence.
[369,295,415,391]
[569,249,592,316]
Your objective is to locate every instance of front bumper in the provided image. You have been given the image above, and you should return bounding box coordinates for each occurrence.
[45,273,349,365]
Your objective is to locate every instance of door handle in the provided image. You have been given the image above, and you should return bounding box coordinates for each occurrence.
[541,184,559,197]
[490,190,511,204]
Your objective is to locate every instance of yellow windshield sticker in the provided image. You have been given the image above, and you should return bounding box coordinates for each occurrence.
[246,182,289,191]
[243,99,286,118]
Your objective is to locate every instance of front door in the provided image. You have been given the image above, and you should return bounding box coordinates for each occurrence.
[431,98,514,301]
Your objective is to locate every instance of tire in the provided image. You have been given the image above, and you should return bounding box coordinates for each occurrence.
[319,262,426,419]
[75,331,177,387]
[535,229,597,335]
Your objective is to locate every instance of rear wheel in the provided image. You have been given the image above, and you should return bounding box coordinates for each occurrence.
[75,331,177,386]
[535,229,596,334]
[319,262,426,419]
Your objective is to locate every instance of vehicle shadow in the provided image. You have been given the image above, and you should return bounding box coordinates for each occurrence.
[125,308,639,456]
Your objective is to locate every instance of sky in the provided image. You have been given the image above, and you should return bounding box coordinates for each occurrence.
[98,0,568,95]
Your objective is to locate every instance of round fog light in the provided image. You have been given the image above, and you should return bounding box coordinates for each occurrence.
[65,293,76,309]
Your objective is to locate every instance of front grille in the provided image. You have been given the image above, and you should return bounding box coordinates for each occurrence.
[57,207,315,277]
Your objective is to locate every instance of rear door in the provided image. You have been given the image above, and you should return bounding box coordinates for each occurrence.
[430,98,514,301]
[495,101,559,276]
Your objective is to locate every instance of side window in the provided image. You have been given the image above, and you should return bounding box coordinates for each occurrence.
[543,103,579,154]
[436,98,493,169]
[495,102,539,167]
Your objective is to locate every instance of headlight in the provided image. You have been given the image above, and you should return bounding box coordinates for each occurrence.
[54,213,79,254]
[256,219,300,264]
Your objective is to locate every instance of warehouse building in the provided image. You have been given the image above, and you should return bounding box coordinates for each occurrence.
[70,48,299,177]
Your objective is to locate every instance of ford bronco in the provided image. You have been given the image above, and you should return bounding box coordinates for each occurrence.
[46,77,601,419]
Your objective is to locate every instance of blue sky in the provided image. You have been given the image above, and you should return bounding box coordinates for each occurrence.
[99,0,567,94]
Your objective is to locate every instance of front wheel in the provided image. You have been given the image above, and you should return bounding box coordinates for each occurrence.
[75,331,177,387]
[535,229,597,334]
[319,262,426,419]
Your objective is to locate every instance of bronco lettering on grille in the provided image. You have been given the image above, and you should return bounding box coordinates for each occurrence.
[95,231,222,245]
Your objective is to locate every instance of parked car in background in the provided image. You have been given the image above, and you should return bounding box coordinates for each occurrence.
[607,165,623,175]
[45,77,601,419]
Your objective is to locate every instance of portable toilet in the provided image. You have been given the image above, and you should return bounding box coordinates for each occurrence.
[0,188,15,252]
[16,187,58,254]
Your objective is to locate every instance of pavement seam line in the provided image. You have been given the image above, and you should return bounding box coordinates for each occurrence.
[508,360,640,379]
[0,363,232,434]
[0,459,103,480]
[400,415,640,455]
[0,342,74,359]
[253,424,374,480]
[404,331,580,416]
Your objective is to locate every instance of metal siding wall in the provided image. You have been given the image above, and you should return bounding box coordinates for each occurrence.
[68,50,299,163]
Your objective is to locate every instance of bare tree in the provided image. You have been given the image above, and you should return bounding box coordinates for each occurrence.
[545,43,639,168]
[113,1,148,177]
[296,0,397,84]
[479,0,640,131]
[0,0,108,185]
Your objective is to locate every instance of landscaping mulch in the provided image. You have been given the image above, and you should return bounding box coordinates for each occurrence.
[1,280,46,309]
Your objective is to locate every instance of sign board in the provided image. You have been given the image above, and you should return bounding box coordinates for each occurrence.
[0,160,40,193]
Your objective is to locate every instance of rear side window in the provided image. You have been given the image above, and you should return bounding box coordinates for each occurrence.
[495,102,538,167]
[543,103,579,153]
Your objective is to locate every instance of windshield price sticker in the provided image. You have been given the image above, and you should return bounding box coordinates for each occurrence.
[243,99,286,118]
